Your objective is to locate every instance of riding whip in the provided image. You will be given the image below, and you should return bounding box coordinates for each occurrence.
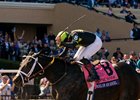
[62,14,86,32]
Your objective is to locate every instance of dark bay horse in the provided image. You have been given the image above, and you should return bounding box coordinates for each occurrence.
[13,51,140,100]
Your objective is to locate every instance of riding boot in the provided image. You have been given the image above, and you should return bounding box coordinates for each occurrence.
[80,58,100,82]
[86,64,100,82]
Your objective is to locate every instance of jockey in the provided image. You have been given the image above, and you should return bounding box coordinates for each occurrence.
[55,29,102,82]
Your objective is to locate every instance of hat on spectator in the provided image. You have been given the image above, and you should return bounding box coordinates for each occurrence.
[2,75,9,80]
[116,48,120,50]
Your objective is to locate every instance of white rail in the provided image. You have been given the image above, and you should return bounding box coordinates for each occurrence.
[0,69,18,73]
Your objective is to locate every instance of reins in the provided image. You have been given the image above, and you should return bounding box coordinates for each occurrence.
[29,57,55,80]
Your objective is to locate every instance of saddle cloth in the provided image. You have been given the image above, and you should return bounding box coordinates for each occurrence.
[81,60,120,89]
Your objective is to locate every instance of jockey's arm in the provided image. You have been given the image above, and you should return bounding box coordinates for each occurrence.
[61,41,77,48]
[58,47,68,57]
[58,41,77,57]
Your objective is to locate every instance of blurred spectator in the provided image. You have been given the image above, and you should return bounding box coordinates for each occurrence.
[16,30,25,41]
[113,47,123,61]
[101,30,111,42]
[18,40,29,59]
[108,0,117,7]
[125,11,137,23]
[107,6,119,18]
[48,31,56,45]
[126,51,138,71]
[87,0,95,9]
[136,59,140,73]
[119,53,129,62]
[1,39,10,59]
[9,42,17,61]
[68,48,76,58]
[42,34,49,44]
[123,0,129,7]
[130,23,140,40]
[97,47,109,59]
[107,6,114,16]
[32,36,39,44]
[110,56,118,67]
[39,77,50,99]
[129,0,138,8]
[94,28,102,38]
[37,39,43,50]
[49,40,57,56]
[0,31,4,43]
[13,41,20,61]
[0,75,15,100]
[31,43,40,53]
[42,43,51,55]
[120,6,128,14]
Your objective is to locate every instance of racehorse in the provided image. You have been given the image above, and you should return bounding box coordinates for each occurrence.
[13,50,140,100]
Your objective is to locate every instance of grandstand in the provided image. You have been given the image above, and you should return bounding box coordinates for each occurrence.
[0,1,140,99]
[0,2,139,56]
[95,6,140,23]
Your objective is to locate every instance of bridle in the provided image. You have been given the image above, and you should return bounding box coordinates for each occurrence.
[16,53,67,86]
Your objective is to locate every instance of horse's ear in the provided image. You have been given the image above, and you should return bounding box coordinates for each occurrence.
[22,55,26,59]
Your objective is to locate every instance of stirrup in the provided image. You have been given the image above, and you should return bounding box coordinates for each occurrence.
[75,61,83,65]
[70,60,83,65]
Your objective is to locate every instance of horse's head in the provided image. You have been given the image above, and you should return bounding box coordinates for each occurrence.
[13,50,54,87]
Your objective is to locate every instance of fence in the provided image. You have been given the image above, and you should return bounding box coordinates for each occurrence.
[0,69,54,100]
[0,94,54,100]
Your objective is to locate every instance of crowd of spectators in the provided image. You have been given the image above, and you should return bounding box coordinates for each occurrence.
[94,28,111,42]
[0,28,140,98]
[88,0,140,9]
[0,28,111,62]
[0,30,59,62]
[0,0,140,10]
[94,47,140,74]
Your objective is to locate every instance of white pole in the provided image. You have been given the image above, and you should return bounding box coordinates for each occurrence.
[0,70,18,73]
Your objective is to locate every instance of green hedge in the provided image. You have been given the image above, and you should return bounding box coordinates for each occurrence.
[0,58,20,69]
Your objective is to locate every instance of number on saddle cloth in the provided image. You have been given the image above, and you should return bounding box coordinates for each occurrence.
[100,60,113,76]
[94,60,119,89]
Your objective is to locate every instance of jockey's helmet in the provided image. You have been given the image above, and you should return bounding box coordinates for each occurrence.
[56,31,69,42]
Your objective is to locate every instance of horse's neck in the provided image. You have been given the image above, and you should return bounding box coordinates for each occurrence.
[44,58,67,85]
[48,62,87,100]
